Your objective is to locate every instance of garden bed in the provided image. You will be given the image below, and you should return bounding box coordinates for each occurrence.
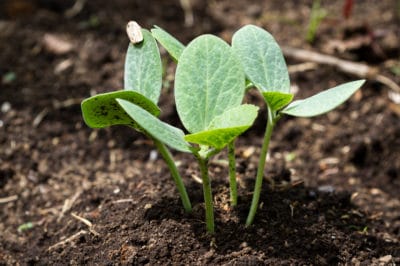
[1,0,399,264]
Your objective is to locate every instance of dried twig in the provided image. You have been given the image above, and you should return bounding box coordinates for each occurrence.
[282,46,400,93]
[112,198,135,204]
[0,195,18,204]
[47,230,88,252]
[71,212,100,236]
[58,190,82,222]
[64,0,86,18]
[179,0,194,27]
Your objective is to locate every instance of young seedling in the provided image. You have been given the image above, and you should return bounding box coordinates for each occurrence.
[81,27,192,213]
[232,24,365,226]
[306,0,327,43]
[118,33,259,233]
[151,26,242,207]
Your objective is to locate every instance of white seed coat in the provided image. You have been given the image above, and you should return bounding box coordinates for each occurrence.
[126,21,143,44]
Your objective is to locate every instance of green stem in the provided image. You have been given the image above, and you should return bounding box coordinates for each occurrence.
[228,141,237,206]
[246,107,276,226]
[195,153,215,234]
[153,139,192,213]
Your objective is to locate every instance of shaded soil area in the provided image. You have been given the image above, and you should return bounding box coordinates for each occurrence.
[1,0,399,264]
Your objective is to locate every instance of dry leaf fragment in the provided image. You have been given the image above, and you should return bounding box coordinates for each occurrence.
[126,21,143,44]
[43,33,74,55]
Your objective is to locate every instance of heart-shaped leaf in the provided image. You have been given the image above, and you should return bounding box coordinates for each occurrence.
[281,80,365,117]
[184,104,259,149]
[124,29,162,104]
[81,90,160,129]
[116,99,192,153]
[175,34,245,133]
[262,91,293,111]
[151,26,185,61]
[232,25,290,93]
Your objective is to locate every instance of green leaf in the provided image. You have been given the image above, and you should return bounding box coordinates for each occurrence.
[262,91,293,111]
[151,25,185,61]
[124,29,162,104]
[175,34,245,133]
[116,99,192,153]
[281,80,365,117]
[184,105,259,149]
[232,25,290,93]
[81,90,160,129]
[185,127,249,149]
[207,104,259,130]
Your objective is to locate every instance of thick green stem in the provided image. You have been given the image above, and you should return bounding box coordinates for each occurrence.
[246,107,275,226]
[153,139,192,213]
[228,141,237,206]
[196,154,215,234]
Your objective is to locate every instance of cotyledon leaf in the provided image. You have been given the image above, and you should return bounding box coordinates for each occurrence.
[184,104,259,149]
[151,25,185,61]
[124,29,162,105]
[116,99,192,153]
[281,80,365,117]
[81,90,160,129]
[232,25,290,93]
[175,34,245,134]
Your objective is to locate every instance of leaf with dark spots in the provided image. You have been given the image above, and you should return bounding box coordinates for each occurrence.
[81,90,160,130]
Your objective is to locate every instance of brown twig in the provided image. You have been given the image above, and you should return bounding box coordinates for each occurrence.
[71,212,100,236]
[57,190,82,222]
[0,195,18,204]
[47,230,88,252]
[282,46,400,93]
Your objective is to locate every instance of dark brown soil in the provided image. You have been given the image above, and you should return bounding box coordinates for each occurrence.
[1,0,399,265]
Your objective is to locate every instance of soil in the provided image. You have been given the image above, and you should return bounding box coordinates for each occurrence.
[1,0,399,265]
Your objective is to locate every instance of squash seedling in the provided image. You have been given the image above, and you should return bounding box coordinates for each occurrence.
[306,0,327,43]
[151,26,245,207]
[118,32,259,233]
[232,24,365,226]
[81,27,193,212]
[82,24,258,233]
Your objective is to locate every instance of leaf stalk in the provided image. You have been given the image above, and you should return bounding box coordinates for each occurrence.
[154,139,192,212]
[228,141,238,206]
[246,107,277,226]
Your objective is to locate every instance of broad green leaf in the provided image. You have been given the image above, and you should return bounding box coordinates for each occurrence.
[281,80,365,117]
[207,104,259,130]
[81,90,160,129]
[124,29,162,104]
[116,99,192,153]
[175,34,245,133]
[185,127,249,149]
[184,104,259,149]
[151,26,185,61]
[232,25,290,93]
[262,91,293,111]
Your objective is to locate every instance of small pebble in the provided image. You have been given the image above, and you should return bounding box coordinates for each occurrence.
[379,255,392,264]
[317,185,335,193]
[1,102,11,113]
[149,150,158,161]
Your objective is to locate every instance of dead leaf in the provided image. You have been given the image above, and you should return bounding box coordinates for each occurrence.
[43,33,74,55]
